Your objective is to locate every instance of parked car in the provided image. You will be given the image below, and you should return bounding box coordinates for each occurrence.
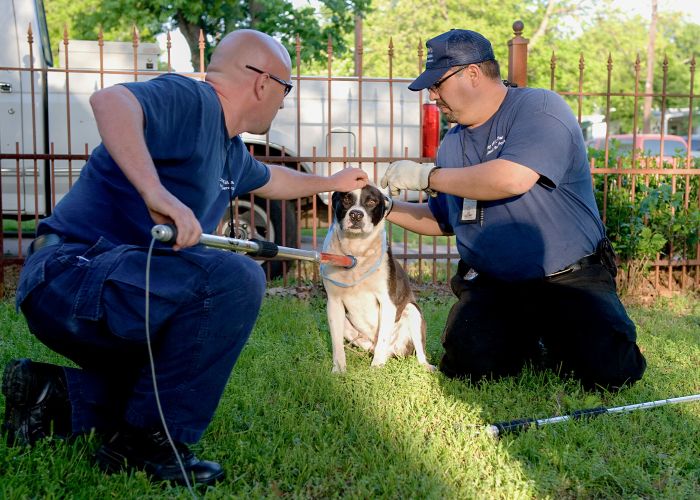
[587,134,689,161]
[690,135,700,158]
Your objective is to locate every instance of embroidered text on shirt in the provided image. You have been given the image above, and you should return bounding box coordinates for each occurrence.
[485,135,505,156]
[219,178,236,191]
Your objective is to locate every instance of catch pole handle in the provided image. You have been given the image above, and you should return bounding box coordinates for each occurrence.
[151,224,355,269]
[485,418,539,438]
[151,224,178,244]
[487,406,609,438]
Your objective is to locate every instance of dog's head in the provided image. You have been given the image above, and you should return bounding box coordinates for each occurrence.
[331,185,391,236]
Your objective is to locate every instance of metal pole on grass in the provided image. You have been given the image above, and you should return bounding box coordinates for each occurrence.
[486,394,700,438]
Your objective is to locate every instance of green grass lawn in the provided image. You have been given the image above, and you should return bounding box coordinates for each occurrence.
[1,289,699,498]
[2,219,38,233]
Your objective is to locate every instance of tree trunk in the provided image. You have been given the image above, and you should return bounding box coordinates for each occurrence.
[643,0,658,133]
[175,12,204,72]
[528,0,557,51]
[249,0,263,28]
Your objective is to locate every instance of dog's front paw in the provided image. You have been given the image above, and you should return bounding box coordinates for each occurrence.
[332,361,347,374]
[370,358,387,368]
[423,363,437,372]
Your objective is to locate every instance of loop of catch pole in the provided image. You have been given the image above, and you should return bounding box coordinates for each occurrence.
[320,222,386,288]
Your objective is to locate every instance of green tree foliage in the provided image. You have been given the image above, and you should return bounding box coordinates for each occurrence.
[44,0,698,133]
[43,0,142,60]
[349,0,698,135]
[536,8,700,134]
[332,0,600,78]
[45,0,371,70]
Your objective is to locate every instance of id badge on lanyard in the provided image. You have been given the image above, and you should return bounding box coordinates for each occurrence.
[458,125,492,226]
[461,199,482,224]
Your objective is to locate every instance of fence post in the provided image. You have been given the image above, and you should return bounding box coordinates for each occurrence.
[507,20,529,87]
[354,14,363,76]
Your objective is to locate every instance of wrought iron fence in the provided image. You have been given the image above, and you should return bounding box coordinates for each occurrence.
[0,21,698,297]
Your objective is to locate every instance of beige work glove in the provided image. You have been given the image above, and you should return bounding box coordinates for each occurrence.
[380,160,438,197]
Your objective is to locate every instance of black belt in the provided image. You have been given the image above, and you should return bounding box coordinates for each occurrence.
[545,253,600,279]
[27,233,62,258]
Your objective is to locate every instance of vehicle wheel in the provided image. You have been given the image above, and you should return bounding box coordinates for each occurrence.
[219,197,297,279]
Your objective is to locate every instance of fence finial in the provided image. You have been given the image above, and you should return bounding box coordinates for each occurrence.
[198,29,205,75]
[508,21,528,87]
[549,50,557,90]
[512,20,524,37]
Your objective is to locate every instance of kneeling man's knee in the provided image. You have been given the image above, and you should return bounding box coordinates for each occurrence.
[583,343,647,391]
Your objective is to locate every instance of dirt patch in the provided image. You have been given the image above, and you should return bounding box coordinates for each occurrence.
[1,264,21,301]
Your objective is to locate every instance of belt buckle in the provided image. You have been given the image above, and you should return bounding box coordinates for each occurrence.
[546,266,573,279]
[465,268,479,281]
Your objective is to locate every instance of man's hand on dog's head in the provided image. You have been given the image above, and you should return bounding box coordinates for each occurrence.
[330,167,369,192]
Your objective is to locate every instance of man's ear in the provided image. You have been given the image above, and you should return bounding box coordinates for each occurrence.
[252,73,269,101]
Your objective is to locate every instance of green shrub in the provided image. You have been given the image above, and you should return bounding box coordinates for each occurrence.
[594,162,699,291]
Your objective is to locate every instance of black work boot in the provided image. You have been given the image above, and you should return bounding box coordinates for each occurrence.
[2,358,72,446]
[95,425,225,486]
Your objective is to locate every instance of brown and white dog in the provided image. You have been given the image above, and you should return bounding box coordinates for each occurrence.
[321,185,434,373]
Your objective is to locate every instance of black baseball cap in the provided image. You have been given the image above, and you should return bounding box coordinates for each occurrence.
[409,29,495,91]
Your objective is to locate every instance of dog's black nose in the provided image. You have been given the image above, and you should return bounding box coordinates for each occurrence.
[349,210,364,222]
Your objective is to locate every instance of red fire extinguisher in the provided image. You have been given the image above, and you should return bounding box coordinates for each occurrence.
[422,102,440,158]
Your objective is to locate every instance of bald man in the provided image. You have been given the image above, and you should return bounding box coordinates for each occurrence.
[4,30,368,485]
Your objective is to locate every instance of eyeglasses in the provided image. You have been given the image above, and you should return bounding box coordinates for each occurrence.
[245,64,294,97]
[428,65,468,93]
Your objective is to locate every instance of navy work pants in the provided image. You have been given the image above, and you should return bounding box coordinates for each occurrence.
[15,237,266,443]
[439,259,647,390]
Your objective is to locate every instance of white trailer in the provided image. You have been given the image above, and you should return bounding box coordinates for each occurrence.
[0,0,436,274]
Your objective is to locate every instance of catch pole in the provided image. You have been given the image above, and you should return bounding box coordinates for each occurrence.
[151,224,356,269]
[486,394,700,438]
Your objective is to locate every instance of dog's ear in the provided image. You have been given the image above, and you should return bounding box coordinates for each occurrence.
[331,191,343,208]
[377,186,393,217]
[382,194,393,218]
[331,191,344,221]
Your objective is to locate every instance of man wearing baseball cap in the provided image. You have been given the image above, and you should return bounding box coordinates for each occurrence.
[407,29,496,91]
[381,29,646,390]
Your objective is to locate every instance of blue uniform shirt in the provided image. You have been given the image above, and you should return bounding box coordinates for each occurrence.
[428,87,605,281]
[40,73,270,246]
